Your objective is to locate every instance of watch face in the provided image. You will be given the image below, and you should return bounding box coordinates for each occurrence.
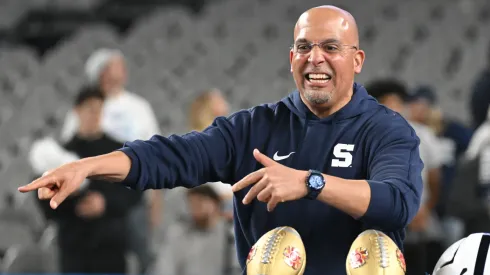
[309,174,324,189]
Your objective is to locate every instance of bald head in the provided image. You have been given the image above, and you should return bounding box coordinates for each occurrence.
[289,5,365,118]
[294,5,359,47]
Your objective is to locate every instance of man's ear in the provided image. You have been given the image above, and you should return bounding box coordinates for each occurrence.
[353,49,365,74]
[289,49,294,72]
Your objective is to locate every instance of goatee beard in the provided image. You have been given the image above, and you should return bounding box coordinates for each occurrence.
[304,89,332,105]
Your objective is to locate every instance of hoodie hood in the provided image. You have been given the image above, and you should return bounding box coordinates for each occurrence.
[281,82,377,122]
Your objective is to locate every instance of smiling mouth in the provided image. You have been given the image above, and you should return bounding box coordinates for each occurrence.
[304,73,332,84]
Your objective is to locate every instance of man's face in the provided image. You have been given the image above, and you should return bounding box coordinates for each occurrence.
[379,94,406,114]
[290,14,364,107]
[209,92,229,117]
[76,98,103,134]
[408,99,431,124]
[99,56,127,95]
[187,194,218,227]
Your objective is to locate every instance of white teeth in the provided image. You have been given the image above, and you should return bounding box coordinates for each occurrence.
[309,73,327,79]
[307,73,331,80]
[309,79,329,84]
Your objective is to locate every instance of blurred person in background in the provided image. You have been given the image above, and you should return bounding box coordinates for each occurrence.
[152,185,239,275]
[59,48,161,273]
[408,86,472,247]
[366,79,444,275]
[189,89,233,220]
[447,103,490,237]
[35,86,142,274]
[406,86,471,207]
[59,48,161,143]
[470,43,490,130]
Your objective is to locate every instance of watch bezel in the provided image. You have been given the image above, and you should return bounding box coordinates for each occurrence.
[309,173,325,189]
[305,169,325,199]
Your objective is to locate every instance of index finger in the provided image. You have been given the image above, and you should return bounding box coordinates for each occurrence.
[231,169,265,192]
[18,174,56,193]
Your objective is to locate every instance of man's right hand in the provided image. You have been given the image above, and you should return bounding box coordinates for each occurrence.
[18,151,133,209]
[18,161,90,209]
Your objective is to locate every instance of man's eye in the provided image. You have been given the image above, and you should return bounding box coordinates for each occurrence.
[297,45,309,50]
[324,45,339,51]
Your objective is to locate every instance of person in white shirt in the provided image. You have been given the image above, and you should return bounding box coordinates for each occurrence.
[60,49,160,143]
[466,106,490,161]
[60,48,162,273]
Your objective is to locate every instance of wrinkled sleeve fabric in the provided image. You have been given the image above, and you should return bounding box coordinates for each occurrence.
[359,115,424,231]
[118,112,249,190]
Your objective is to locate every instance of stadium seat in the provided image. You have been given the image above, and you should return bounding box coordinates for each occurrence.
[0,206,45,238]
[0,222,34,256]
[0,46,40,80]
[0,151,9,175]
[0,243,56,273]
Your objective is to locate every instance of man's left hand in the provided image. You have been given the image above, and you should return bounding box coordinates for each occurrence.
[232,149,308,212]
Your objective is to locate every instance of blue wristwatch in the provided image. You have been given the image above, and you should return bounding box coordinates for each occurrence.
[305,169,325,200]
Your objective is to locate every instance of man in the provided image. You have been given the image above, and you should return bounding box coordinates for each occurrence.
[152,185,239,275]
[366,79,443,275]
[60,48,161,273]
[35,86,142,274]
[19,6,423,275]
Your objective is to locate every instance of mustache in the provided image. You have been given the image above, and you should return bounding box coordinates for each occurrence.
[304,68,334,75]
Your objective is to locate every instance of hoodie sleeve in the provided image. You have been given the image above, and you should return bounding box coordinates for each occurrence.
[359,115,424,231]
[118,112,250,190]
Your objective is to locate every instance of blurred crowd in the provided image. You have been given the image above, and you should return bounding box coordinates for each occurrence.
[364,49,490,274]
[27,49,238,275]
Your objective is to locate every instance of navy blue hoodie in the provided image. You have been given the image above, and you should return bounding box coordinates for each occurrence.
[119,83,423,275]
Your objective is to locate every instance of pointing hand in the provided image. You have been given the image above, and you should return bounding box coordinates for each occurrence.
[232,149,308,212]
[18,161,89,209]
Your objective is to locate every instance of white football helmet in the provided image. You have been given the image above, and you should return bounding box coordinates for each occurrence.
[432,233,490,275]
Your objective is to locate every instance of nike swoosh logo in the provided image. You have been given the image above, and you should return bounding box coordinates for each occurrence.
[273,151,295,161]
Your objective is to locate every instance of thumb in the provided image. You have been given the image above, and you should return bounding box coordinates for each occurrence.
[253,149,276,167]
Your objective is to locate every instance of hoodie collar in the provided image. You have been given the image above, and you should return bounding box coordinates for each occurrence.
[282,82,374,122]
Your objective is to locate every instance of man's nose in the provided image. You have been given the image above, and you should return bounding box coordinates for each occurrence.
[308,46,326,66]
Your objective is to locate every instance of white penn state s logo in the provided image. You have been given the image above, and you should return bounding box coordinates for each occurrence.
[331,143,355,167]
